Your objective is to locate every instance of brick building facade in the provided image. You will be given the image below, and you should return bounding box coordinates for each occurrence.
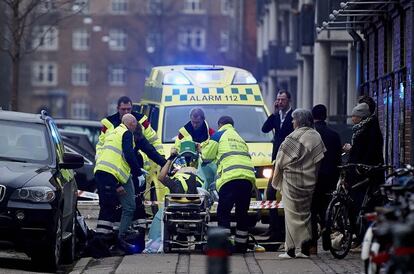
[358,1,413,166]
[14,0,256,119]
[318,0,413,166]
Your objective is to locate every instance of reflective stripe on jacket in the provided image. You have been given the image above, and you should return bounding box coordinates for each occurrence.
[167,172,204,194]
[201,124,255,191]
[96,113,164,158]
[94,124,132,184]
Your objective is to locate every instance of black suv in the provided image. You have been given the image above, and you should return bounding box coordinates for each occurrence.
[0,110,83,271]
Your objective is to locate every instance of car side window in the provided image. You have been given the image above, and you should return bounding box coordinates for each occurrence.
[48,120,65,162]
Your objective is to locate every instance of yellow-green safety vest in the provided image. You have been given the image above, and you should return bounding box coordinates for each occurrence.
[201,124,255,191]
[94,124,133,184]
[96,114,164,158]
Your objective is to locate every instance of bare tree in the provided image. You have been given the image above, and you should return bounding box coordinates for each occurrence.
[0,0,82,110]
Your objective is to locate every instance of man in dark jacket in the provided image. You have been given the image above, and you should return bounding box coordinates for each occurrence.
[261,90,294,241]
[310,104,342,253]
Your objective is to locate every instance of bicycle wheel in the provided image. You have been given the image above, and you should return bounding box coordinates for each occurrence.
[325,198,353,259]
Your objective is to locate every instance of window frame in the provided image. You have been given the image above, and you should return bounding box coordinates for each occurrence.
[108,28,128,51]
[32,62,58,86]
[72,63,90,86]
[32,25,59,51]
[72,28,90,50]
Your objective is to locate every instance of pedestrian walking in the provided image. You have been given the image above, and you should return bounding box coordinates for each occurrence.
[202,116,256,253]
[272,109,326,258]
[261,90,294,241]
[310,104,342,253]
[94,114,143,253]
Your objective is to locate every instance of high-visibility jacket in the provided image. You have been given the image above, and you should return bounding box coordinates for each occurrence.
[96,112,164,158]
[174,120,214,151]
[165,172,204,194]
[94,124,132,184]
[201,124,255,191]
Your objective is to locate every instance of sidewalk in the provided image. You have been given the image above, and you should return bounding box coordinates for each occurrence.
[75,205,363,274]
[70,250,363,274]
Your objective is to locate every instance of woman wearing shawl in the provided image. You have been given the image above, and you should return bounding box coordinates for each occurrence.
[271,109,326,258]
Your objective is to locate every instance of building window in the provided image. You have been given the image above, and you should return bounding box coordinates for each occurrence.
[109,29,127,51]
[72,29,90,50]
[108,65,126,86]
[146,32,161,53]
[73,0,89,14]
[221,0,233,15]
[183,0,204,14]
[32,26,58,51]
[219,31,229,52]
[71,98,90,119]
[178,28,205,51]
[32,62,57,86]
[111,0,128,14]
[72,63,89,86]
[147,0,162,14]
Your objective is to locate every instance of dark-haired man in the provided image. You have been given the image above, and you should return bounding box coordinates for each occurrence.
[311,104,342,253]
[175,108,215,151]
[96,96,164,158]
[261,90,294,241]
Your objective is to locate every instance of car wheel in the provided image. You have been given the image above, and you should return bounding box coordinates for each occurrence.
[61,210,76,263]
[32,211,63,272]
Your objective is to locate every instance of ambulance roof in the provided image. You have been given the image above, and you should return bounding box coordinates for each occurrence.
[143,65,264,106]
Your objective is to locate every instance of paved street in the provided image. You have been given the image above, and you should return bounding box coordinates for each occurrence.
[70,250,363,274]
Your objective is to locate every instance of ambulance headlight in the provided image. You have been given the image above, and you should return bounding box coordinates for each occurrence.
[262,168,273,179]
[163,72,191,85]
[232,71,257,84]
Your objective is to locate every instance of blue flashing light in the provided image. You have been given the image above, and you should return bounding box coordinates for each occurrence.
[163,72,191,85]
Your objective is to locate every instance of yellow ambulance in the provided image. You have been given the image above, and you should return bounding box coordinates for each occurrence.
[136,65,274,221]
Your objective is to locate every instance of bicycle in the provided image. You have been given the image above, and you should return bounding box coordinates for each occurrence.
[362,166,414,274]
[323,163,390,259]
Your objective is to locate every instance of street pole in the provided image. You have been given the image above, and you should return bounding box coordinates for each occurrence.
[207,227,230,274]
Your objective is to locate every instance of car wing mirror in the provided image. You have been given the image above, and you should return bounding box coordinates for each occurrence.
[60,152,84,169]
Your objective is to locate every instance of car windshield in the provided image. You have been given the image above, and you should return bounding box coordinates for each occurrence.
[163,105,273,143]
[58,125,100,146]
[0,120,52,164]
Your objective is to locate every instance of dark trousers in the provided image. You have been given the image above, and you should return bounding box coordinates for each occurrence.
[311,190,331,245]
[217,179,252,251]
[266,178,285,241]
[95,171,118,236]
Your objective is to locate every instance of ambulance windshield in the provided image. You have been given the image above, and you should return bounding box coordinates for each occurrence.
[163,105,273,143]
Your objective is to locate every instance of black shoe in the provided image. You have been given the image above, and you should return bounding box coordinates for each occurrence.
[300,239,312,257]
[118,236,137,254]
